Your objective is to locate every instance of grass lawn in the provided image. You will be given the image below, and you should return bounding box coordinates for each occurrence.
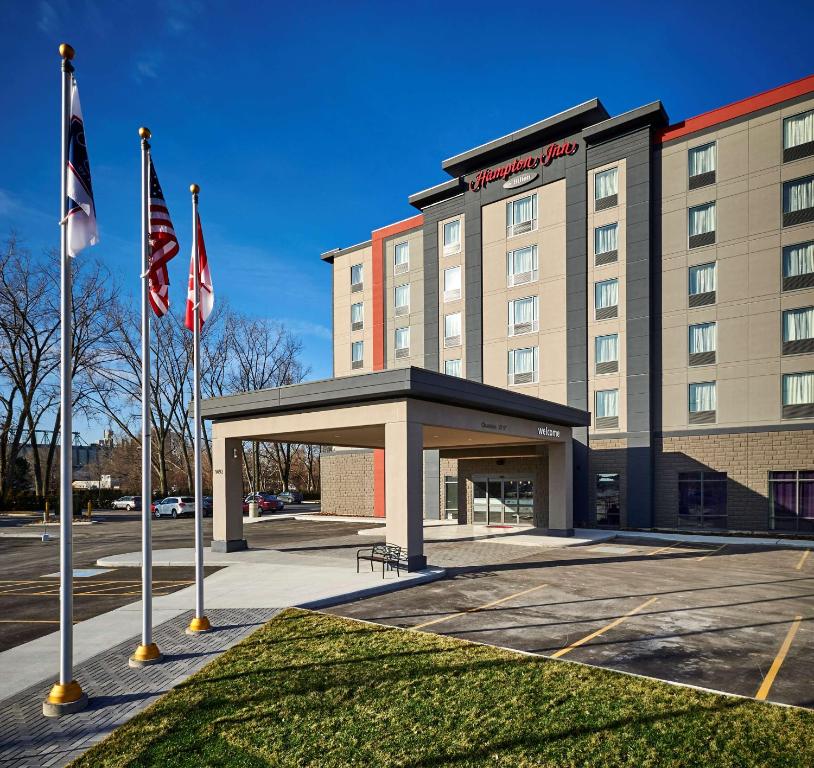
[72,608,814,767]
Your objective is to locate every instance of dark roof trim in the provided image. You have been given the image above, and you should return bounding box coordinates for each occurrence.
[441,98,609,178]
[202,366,591,428]
[408,177,466,211]
[582,101,669,144]
[320,239,372,264]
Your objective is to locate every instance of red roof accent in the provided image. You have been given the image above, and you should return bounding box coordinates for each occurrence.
[659,74,814,143]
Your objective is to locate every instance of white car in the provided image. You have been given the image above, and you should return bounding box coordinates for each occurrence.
[111,496,141,511]
[153,496,195,519]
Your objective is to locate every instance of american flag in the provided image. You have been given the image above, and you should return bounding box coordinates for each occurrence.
[148,161,179,317]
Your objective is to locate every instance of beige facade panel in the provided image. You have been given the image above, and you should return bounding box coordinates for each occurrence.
[333,243,373,378]
[438,214,465,373]
[385,228,425,369]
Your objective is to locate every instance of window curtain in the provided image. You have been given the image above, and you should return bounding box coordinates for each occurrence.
[783,372,814,405]
[785,111,814,149]
[785,177,814,213]
[595,334,618,363]
[445,267,461,291]
[595,279,619,309]
[511,246,535,274]
[689,203,716,236]
[351,264,363,284]
[444,220,460,246]
[445,313,461,338]
[689,322,716,353]
[351,303,363,323]
[395,327,409,350]
[510,195,534,225]
[689,143,716,176]
[511,347,535,374]
[595,168,618,199]
[595,223,618,254]
[395,284,409,308]
[352,342,363,362]
[689,263,716,294]
[596,389,619,417]
[689,382,716,412]
[783,307,814,341]
[512,297,535,325]
[445,359,461,377]
[784,242,814,277]
[394,242,409,265]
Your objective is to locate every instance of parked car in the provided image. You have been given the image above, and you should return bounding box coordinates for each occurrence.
[277,490,303,504]
[202,496,213,517]
[242,492,284,514]
[111,495,141,511]
[153,496,195,519]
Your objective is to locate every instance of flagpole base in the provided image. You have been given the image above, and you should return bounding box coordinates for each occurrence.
[128,643,163,668]
[42,681,88,717]
[186,616,212,635]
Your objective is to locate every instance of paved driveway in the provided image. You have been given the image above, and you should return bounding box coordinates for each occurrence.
[329,536,814,709]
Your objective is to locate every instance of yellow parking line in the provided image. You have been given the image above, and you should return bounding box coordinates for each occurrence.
[696,544,727,561]
[648,542,680,556]
[795,550,810,571]
[551,597,658,659]
[0,619,60,624]
[755,616,803,701]
[413,583,549,631]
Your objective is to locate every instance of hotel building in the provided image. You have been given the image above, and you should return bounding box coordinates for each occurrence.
[319,75,814,534]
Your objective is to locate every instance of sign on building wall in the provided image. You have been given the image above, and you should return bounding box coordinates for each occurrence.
[468,140,579,191]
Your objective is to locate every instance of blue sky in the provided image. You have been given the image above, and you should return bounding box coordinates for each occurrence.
[3,0,813,440]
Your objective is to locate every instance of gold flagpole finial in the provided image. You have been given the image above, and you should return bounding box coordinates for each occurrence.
[139,127,151,140]
[59,43,75,60]
[190,184,200,194]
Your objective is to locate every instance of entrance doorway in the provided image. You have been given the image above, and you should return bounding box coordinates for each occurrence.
[473,477,534,526]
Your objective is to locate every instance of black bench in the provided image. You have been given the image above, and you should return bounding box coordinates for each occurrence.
[356,543,406,577]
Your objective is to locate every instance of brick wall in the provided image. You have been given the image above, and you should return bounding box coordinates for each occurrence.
[439,457,458,519]
[654,430,814,531]
[319,450,374,517]
[588,439,628,527]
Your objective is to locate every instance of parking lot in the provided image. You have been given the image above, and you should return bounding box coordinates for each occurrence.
[329,535,814,709]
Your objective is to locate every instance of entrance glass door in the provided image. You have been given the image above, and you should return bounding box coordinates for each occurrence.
[472,477,534,526]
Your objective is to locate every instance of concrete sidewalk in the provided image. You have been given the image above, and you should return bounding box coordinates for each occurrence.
[612,528,814,549]
[0,546,444,703]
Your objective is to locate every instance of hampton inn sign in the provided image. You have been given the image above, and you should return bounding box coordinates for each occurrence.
[468,140,579,191]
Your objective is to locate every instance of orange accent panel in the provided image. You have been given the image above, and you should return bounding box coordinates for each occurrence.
[659,74,814,143]
[369,214,423,518]
[373,448,386,518]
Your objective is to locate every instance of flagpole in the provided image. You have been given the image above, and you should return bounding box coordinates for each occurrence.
[44,42,87,718]
[187,183,211,635]
[130,128,162,667]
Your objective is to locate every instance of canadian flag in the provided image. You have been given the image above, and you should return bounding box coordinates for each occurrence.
[184,213,214,331]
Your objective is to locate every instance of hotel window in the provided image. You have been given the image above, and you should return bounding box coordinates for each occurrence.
[594,167,618,210]
[444,312,462,348]
[769,471,814,532]
[351,340,364,369]
[688,202,716,248]
[394,327,410,359]
[508,346,538,386]
[782,371,814,419]
[688,381,716,424]
[689,322,717,366]
[350,263,363,292]
[783,109,814,162]
[594,388,619,430]
[783,241,814,291]
[444,476,459,520]
[443,219,461,255]
[679,471,727,529]
[595,473,620,527]
[394,283,410,316]
[595,333,619,375]
[394,242,409,274]
[507,245,538,287]
[443,266,462,302]
[444,358,462,377]
[506,194,538,237]
[350,301,364,331]
[594,278,619,320]
[688,262,716,307]
[688,142,716,189]
[783,175,814,227]
[782,306,814,355]
[508,296,538,336]
[594,223,618,265]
